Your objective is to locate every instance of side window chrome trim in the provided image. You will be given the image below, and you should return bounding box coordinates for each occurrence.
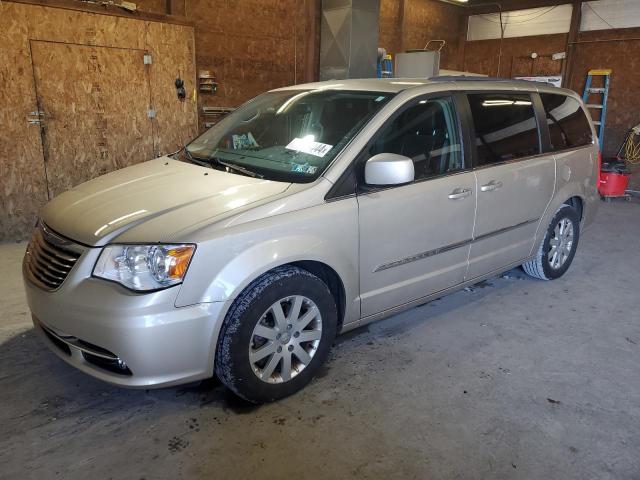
[469,142,596,172]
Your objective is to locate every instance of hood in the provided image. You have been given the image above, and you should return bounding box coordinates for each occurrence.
[42,157,291,246]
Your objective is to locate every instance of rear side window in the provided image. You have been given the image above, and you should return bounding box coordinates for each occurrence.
[539,93,593,150]
[467,93,540,166]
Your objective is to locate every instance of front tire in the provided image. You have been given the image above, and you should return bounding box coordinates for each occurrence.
[215,266,338,403]
[523,204,580,280]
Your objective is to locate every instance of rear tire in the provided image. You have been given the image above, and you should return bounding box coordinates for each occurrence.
[215,266,337,403]
[522,204,580,281]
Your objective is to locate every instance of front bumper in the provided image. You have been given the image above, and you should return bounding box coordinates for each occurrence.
[24,249,229,388]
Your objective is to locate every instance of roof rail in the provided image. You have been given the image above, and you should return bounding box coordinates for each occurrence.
[429,76,549,84]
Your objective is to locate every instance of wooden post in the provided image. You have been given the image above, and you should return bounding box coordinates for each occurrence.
[398,0,407,53]
[304,0,321,83]
[458,12,469,71]
[562,0,582,87]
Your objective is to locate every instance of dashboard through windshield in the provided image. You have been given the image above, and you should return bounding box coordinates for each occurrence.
[185,89,394,183]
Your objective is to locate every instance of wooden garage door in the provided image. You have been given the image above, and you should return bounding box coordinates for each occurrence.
[30,40,155,197]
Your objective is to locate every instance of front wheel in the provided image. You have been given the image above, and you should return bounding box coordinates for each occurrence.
[522,204,581,280]
[215,266,338,403]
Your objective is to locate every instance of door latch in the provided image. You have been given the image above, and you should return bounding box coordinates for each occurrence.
[480,180,503,192]
[448,188,472,200]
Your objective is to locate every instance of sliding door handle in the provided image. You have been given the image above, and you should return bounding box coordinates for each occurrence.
[480,180,503,192]
[448,188,472,200]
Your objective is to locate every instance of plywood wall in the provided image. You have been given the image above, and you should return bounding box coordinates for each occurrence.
[187,0,317,127]
[463,27,640,157]
[568,27,640,157]
[463,33,568,78]
[0,2,197,241]
[379,0,464,70]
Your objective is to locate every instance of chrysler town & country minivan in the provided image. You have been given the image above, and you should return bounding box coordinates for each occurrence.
[23,77,599,402]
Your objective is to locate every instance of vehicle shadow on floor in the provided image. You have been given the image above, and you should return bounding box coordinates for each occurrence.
[335,267,529,348]
[0,329,261,430]
[0,268,529,425]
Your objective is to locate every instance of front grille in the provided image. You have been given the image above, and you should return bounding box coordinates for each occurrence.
[24,223,84,291]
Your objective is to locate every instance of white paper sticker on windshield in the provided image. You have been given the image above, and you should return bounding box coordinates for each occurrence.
[286,137,333,158]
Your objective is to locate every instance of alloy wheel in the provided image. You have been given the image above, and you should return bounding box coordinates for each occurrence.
[249,295,323,383]
[548,218,574,269]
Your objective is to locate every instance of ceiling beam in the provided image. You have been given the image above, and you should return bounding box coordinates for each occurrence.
[465,0,575,14]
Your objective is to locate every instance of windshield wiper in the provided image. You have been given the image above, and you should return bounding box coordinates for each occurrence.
[211,157,264,179]
[183,147,264,179]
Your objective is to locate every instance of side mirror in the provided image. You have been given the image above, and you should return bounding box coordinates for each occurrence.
[364,153,415,186]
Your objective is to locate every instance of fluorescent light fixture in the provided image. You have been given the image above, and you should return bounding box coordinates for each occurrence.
[482,99,532,107]
[482,100,514,106]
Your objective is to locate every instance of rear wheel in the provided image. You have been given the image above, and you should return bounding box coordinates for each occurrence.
[522,204,580,280]
[215,266,337,403]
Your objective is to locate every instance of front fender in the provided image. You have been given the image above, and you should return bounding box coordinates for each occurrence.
[175,198,360,324]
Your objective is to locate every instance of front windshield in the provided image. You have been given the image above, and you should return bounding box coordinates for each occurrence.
[185,89,394,183]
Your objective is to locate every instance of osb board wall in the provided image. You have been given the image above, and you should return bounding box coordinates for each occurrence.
[187,0,316,125]
[462,34,568,78]
[379,0,464,70]
[568,27,640,156]
[134,0,168,15]
[30,41,155,196]
[464,28,640,157]
[0,1,198,241]
[0,4,50,241]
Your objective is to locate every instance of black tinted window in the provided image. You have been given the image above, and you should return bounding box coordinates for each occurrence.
[540,93,593,150]
[368,97,463,181]
[468,93,540,166]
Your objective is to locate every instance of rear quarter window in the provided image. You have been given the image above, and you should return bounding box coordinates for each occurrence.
[467,93,540,166]
[539,93,593,151]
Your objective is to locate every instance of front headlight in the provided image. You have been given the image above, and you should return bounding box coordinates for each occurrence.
[93,244,195,291]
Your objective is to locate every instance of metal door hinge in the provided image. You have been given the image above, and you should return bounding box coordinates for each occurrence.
[147,108,157,119]
[143,53,152,65]
[27,111,45,125]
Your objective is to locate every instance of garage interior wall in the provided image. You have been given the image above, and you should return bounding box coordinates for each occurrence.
[187,0,320,127]
[0,1,198,242]
[462,3,640,158]
[4,0,640,243]
[379,0,465,69]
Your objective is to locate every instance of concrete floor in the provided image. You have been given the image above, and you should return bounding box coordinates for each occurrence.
[1,201,639,480]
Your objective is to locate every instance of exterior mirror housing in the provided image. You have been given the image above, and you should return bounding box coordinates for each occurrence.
[364,153,415,186]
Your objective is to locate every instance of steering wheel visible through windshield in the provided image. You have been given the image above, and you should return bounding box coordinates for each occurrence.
[185,89,394,183]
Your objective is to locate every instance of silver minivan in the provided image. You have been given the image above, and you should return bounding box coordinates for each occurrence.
[23,78,599,403]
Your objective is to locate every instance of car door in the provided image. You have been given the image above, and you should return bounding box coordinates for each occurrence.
[357,95,477,317]
[464,92,556,280]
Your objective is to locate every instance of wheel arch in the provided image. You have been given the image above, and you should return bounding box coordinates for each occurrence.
[530,192,585,257]
[565,195,584,222]
[290,260,347,331]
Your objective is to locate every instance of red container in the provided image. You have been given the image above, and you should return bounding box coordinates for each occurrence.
[599,171,630,197]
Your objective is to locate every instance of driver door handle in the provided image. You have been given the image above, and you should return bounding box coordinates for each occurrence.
[448,188,472,200]
[480,180,503,192]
